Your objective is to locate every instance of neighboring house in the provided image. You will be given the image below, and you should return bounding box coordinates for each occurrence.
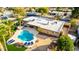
[3,10,13,18]
[49,11,58,16]
[49,11,72,18]
[49,7,72,20]
[0,10,16,21]
[23,16,65,37]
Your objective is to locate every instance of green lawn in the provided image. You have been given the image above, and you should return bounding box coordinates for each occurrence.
[7,44,27,51]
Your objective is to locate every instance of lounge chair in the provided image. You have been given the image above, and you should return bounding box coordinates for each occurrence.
[24,42,28,45]
[24,42,31,46]
[30,41,33,45]
[27,42,30,45]
[7,39,15,44]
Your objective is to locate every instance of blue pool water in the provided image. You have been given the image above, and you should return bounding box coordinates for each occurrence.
[18,30,34,41]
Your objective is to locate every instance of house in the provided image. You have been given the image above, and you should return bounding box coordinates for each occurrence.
[49,11,72,18]
[0,10,16,21]
[49,7,72,20]
[3,10,13,18]
[23,16,65,37]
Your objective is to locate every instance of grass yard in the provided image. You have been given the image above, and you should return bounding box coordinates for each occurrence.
[7,44,27,51]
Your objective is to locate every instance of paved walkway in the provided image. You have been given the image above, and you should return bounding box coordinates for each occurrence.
[0,42,4,51]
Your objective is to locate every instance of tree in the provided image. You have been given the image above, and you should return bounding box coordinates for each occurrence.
[3,20,15,37]
[56,7,61,11]
[13,7,26,16]
[70,19,78,31]
[0,24,8,51]
[12,8,26,26]
[16,18,22,26]
[72,7,79,18]
[70,19,76,27]
[57,35,74,51]
[36,7,49,15]
[28,7,36,12]
[0,7,4,12]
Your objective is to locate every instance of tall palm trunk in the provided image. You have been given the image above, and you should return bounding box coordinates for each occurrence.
[20,19,22,26]
[2,35,8,51]
[9,27,12,37]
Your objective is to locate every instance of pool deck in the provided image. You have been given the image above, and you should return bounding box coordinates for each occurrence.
[26,37,53,51]
[7,27,38,45]
[7,30,22,44]
[7,27,54,51]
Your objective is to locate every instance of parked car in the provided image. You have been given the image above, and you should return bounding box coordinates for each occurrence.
[0,16,8,19]
[27,12,39,16]
[61,17,70,22]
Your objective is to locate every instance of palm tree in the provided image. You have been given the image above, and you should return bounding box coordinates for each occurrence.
[12,8,26,27]
[0,24,8,51]
[17,18,22,26]
[3,20,15,37]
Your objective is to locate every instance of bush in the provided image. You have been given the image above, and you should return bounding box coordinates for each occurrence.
[70,19,76,27]
[72,7,79,18]
[57,35,74,51]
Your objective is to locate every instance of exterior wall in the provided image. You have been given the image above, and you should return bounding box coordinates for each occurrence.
[37,27,60,37]
[25,24,61,37]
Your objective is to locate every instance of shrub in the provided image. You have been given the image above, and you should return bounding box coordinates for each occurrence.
[57,35,74,51]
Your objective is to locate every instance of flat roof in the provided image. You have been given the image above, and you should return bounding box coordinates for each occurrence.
[23,16,65,33]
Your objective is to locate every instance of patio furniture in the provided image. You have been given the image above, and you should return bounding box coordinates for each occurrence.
[27,42,30,45]
[24,42,28,46]
[30,41,33,45]
[7,39,15,45]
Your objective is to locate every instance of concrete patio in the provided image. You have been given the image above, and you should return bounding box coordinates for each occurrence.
[26,37,53,51]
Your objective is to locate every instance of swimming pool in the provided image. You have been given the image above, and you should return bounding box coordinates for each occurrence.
[18,30,34,41]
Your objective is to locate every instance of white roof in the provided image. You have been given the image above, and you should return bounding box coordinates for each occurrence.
[23,16,38,21]
[24,16,65,32]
